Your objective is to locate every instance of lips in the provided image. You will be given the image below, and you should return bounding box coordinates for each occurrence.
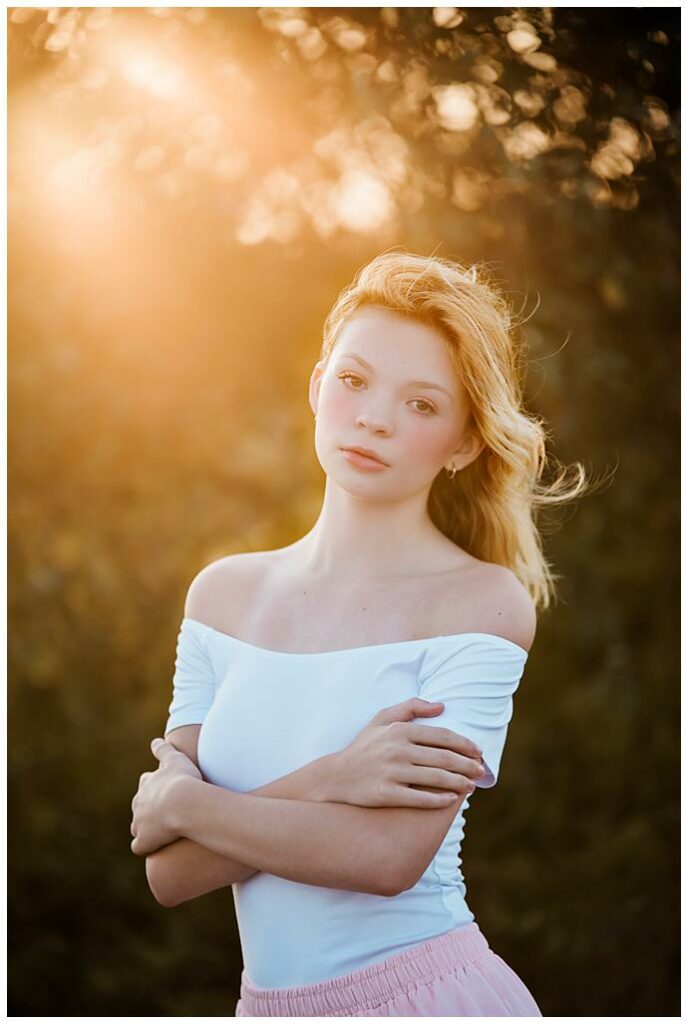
[341,446,388,466]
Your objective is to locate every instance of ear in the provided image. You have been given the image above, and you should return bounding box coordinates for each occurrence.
[308,358,328,418]
[450,428,485,471]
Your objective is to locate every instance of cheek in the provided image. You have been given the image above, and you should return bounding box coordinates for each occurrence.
[403,421,455,463]
[319,381,353,422]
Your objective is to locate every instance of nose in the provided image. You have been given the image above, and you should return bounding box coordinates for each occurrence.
[355,410,391,435]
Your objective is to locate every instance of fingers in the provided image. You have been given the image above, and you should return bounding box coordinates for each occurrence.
[407,723,483,759]
[406,745,486,781]
[131,773,151,816]
[374,698,446,724]
[151,737,167,759]
[400,762,479,793]
[402,784,462,808]
[421,749,487,778]
[150,737,192,765]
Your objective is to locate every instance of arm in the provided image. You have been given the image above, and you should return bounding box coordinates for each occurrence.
[147,724,473,909]
[167,774,465,899]
[146,728,344,906]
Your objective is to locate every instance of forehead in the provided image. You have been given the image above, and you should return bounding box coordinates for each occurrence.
[335,305,455,371]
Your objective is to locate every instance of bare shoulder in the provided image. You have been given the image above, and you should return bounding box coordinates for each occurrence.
[183,550,270,629]
[475,562,537,652]
[443,560,537,653]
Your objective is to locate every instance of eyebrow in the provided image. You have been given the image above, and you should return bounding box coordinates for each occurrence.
[338,353,454,401]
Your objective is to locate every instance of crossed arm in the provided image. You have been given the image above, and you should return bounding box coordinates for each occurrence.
[145,725,463,907]
[146,730,376,904]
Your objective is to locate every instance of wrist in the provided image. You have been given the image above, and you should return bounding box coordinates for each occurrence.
[167,775,203,836]
[318,751,345,803]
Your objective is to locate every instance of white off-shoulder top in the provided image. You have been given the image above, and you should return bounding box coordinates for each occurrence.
[164,616,530,988]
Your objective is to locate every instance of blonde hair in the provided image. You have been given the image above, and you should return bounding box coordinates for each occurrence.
[319,250,604,612]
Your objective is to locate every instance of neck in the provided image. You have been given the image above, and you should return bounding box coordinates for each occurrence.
[291,476,447,582]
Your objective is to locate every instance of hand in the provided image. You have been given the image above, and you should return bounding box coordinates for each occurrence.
[332,699,486,808]
[130,738,203,857]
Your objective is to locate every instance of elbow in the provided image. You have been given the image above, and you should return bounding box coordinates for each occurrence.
[375,859,417,898]
[377,873,413,898]
[146,855,182,908]
[378,854,426,898]
[370,834,427,897]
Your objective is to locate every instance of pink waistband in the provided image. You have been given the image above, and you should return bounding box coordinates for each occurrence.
[238,923,491,1017]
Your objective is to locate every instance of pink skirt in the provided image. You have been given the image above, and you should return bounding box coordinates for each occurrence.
[235,922,542,1017]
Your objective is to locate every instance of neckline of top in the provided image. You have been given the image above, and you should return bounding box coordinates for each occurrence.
[182,616,529,659]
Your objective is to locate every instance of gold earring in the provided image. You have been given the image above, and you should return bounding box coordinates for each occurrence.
[445,464,458,479]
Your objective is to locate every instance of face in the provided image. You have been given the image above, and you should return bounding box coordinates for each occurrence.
[309,304,483,496]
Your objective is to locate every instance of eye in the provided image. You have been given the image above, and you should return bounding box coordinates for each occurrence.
[338,372,364,389]
[410,399,437,417]
[338,372,437,416]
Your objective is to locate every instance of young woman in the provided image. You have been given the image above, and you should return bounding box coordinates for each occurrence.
[130,251,586,1016]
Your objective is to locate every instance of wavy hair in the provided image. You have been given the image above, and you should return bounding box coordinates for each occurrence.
[319,250,602,612]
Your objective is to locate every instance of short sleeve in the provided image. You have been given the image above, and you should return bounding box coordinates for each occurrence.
[164,618,216,735]
[418,636,529,788]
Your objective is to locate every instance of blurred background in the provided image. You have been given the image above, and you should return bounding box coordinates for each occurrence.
[8,6,679,1016]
